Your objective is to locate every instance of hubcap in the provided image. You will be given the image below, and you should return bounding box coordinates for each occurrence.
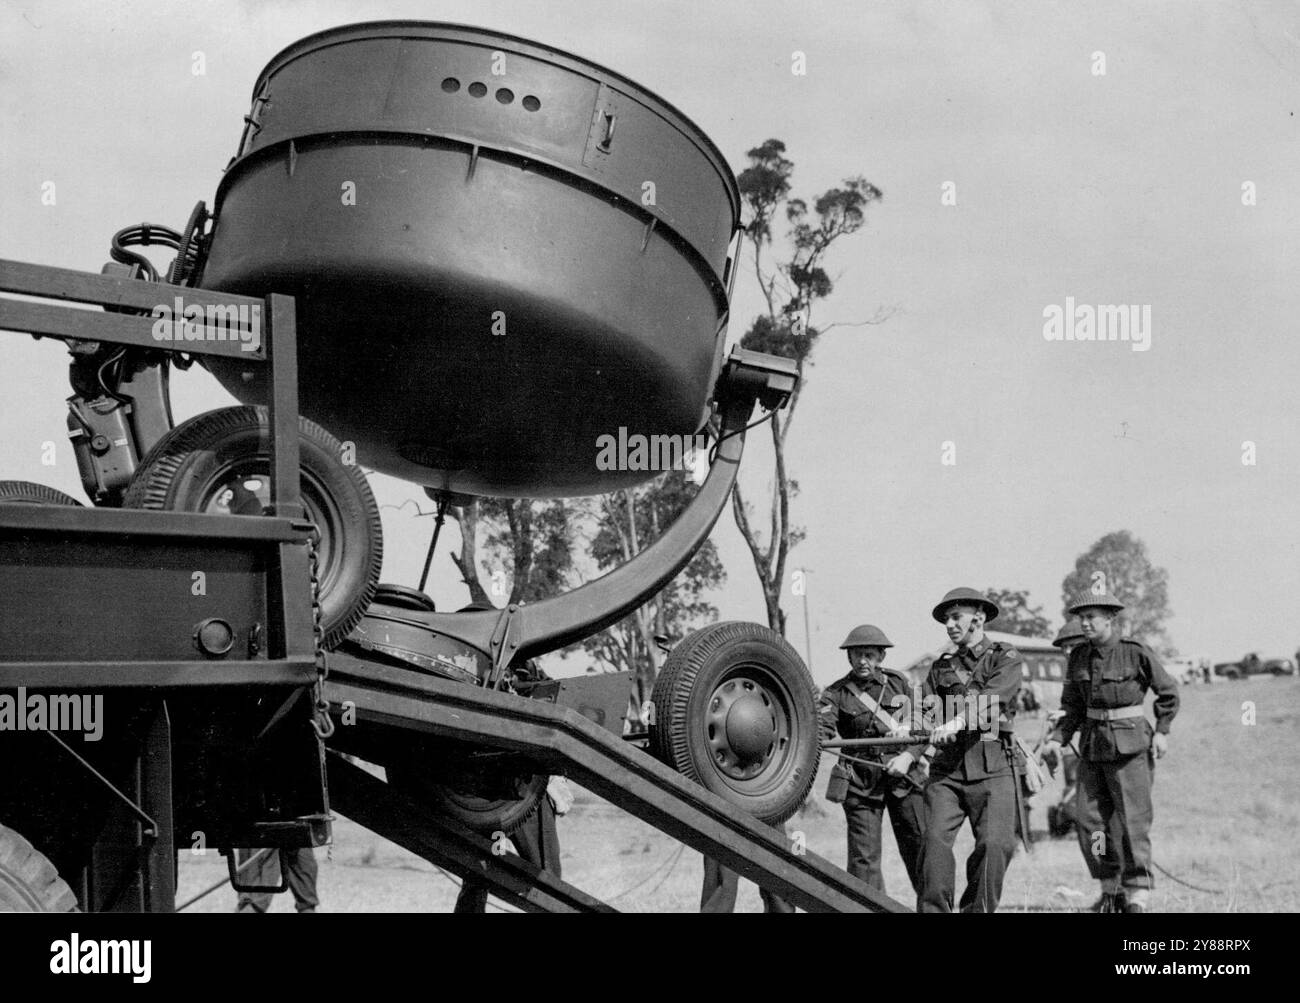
[706,675,787,782]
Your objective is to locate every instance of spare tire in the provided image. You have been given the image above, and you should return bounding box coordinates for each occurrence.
[650,621,818,825]
[0,824,78,912]
[123,406,381,648]
[387,764,546,836]
[0,481,83,506]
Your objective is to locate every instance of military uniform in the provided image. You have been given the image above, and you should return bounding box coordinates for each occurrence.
[1053,634,1178,897]
[914,635,1023,913]
[818,668,926,894]
[700,823,795,914]
[236,846,319,913]
[455,793,562,913]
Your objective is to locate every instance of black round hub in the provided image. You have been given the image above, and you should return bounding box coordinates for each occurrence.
[707,676,783,780]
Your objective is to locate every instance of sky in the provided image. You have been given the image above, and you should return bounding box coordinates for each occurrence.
[1,0,1297,684]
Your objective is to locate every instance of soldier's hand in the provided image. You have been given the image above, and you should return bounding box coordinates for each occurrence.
[1152,732,1168,759]
[931,719,962,745]
[546,775,575,816]
[1040,740,1062,776]
[886,752,914,777]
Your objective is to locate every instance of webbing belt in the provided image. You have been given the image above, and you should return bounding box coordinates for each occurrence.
[1086,705,1145,721]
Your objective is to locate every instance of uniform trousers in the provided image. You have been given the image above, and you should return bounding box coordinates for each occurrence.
[455,796,561,913]
[917,772,1017,913]
[701,823,794,913]
[1075,752,1154,890]
[236,847,319,913]
[843,788,926,895]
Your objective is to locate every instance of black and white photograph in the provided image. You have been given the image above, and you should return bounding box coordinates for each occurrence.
[0,0,1294,957]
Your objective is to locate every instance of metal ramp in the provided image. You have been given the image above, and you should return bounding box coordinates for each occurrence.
[326,752,613,913]
[324,651,910,913]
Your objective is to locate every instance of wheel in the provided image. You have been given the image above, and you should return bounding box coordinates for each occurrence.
[650,621,818,825]
[387,763,546,836]
[0,824,78,912]
[0,481,83,506]
[123,406,382,648]
[372,583,436,613]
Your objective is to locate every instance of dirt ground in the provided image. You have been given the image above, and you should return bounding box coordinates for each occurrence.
[176,675,1299,913]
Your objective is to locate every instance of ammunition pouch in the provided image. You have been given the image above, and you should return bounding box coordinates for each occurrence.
[825,761,851,804]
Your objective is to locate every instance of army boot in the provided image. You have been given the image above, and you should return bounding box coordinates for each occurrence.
[1090,879,1121,912]
[1123,888,1150,913]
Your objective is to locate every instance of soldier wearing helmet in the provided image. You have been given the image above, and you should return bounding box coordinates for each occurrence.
[907,587,1024,913]
[816,624,926,895]
[1044,617,1122,888]
[1040,593,1179,913]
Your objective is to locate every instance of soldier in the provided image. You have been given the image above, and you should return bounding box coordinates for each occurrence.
[454,776,571,913]
[699,834,795,914]
[1045,617,1124,905]
[1041,594,1179,913]
[910,587,1024,913]
[817,625,926,895]
[235,846,319,913]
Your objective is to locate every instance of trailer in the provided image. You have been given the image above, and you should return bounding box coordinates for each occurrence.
[0,21,908,914]
[0,258,905,913]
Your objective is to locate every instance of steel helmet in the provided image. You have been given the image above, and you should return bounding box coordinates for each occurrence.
[839,624,894,649]
[1053,617,1085,648]
[931,587,999,625]
[1068,592,1125,615]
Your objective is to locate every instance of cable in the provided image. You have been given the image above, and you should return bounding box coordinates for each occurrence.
[110,223,183,282]
[606,842,685,903]
[707,406,776,464]
[1151,860,1223,894]
[640,843,686,899]
[174,847,274,912]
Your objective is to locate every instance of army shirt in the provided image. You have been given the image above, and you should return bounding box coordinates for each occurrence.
[818,668,912,800]
[912,636,1023,781]
[1056,635,1179,762]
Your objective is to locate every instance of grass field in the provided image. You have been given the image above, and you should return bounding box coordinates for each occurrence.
[175,675,1299,913]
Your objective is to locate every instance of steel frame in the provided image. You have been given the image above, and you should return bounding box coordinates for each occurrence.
[0,258,321,911]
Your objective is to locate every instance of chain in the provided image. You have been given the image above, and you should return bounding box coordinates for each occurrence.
[306,524,335,741]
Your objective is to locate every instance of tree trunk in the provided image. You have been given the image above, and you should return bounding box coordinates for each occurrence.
[449,501,493,608]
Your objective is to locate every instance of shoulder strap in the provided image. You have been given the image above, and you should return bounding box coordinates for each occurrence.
[844,679,902,734]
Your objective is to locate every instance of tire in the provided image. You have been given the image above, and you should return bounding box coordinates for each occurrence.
[387,764,546,836]
[123,406,381,648]
[649,621,818,825]
[0,824,78,912]
[0,481,83,506]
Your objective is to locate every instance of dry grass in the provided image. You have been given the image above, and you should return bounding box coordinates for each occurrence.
[175,676,1299,912]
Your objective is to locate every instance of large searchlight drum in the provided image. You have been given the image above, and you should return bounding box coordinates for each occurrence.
[196,21,741,498]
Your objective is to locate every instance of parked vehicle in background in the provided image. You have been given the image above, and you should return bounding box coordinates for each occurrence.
[1214,653,1297,679]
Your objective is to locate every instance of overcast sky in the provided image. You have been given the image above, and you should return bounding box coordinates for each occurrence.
[2,0,1297,681]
